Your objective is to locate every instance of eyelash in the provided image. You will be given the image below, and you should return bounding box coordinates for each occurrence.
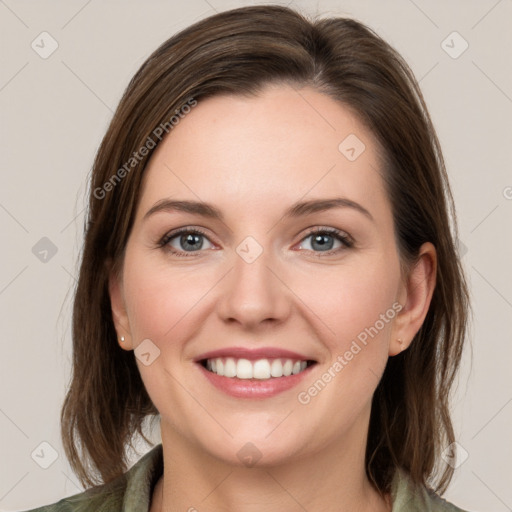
[157,227,354,258]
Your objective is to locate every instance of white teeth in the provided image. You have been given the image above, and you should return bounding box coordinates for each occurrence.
[236,358,253,379]
[270,359,283,377]
[253,359,271,379]
[283,360,293,376]
[224,357,237,377]
[204,357,311,380]
[292,361,301,375]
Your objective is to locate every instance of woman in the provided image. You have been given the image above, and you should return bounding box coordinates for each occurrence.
[24,4,471,511]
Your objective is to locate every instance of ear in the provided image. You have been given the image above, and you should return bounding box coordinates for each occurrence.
[108,266,133,351]
[390,242,437,356]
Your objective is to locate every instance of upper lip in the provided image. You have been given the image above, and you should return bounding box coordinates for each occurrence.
[195,347,315,362]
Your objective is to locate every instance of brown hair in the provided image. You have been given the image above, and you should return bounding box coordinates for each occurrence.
[61,4,470,497]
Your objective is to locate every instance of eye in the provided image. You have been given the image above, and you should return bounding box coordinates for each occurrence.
[158,226,353,258]
[159,228,215,257]
[297,228,353,255]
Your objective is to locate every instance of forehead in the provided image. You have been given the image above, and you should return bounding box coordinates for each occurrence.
[137,84,389,222]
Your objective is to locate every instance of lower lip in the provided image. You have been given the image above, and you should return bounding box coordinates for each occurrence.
[197,362,315,399]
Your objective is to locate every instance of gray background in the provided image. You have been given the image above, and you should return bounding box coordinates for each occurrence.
[1,1,511,510]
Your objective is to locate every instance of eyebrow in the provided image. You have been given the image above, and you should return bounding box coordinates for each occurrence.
[143,197,374,222]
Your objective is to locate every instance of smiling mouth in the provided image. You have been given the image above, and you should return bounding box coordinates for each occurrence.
[200,357,316,380]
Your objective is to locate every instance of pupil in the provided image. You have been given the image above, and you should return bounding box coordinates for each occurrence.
[182,233,202,251]
[312,234,333,251]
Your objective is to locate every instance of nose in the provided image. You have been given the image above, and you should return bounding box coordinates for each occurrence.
[216,243,291,330]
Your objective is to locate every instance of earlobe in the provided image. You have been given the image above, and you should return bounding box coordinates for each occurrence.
[390,242,437,356]
[108,269,133,351]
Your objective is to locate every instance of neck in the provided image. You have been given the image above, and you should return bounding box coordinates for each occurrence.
[151,412,391,512]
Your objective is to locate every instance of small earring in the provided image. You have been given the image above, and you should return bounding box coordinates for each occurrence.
[120,336,125,343]
[397,338,404,351]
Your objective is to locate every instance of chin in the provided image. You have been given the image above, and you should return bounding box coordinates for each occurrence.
[196,427,309,469]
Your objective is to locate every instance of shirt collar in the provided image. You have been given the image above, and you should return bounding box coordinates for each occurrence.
[122,443,163,511]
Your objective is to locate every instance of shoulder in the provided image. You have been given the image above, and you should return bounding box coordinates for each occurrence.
[391,468,472,512]
[17,486,124,512]
[19,444,163,512]
[18,476,126,512]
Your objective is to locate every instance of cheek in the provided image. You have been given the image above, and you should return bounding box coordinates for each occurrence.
[121,252,211,411]
[123,254,213,342]
[303,259,400,411]
[296,264,399,411]
[305,258,399,348]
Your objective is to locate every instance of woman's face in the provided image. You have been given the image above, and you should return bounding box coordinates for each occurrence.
[110,84,430,467]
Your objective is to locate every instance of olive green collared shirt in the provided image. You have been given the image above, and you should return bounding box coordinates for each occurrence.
[22,444,470,512]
